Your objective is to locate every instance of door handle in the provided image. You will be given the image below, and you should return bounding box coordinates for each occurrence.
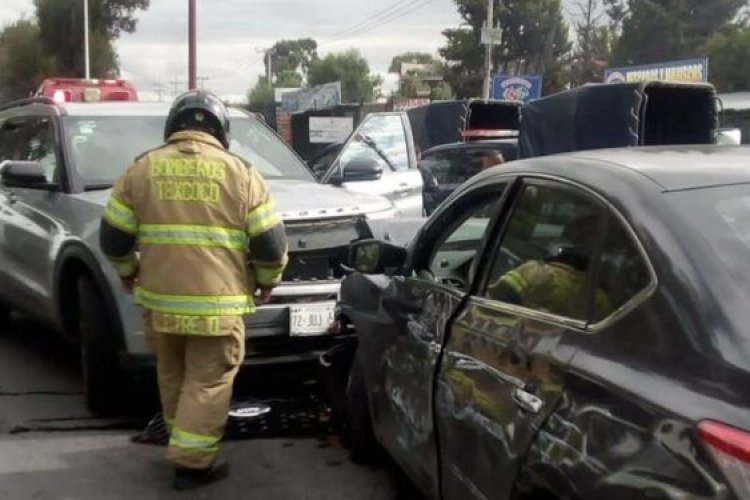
[512,388,544,414]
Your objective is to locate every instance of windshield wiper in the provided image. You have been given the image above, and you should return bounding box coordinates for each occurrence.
[84,183,114,191]
[358,133,397,171]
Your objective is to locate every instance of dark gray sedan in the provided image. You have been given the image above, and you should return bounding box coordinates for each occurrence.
[338,146,750,500]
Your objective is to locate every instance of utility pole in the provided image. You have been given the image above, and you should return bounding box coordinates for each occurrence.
[84,0,90,79]
[255,47,275,86]
[481,0,497,100]
[188,0,197,90]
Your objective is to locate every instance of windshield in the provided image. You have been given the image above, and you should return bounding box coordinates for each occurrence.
[669,184,750,295]
[62,114,313,186]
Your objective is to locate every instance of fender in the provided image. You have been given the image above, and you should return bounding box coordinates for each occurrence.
[53,239,126,352]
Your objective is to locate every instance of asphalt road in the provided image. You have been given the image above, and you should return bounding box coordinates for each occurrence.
[0,314,405,499]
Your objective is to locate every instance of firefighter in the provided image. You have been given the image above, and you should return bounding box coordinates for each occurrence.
[487,214,611,318]
[99,90,288,490]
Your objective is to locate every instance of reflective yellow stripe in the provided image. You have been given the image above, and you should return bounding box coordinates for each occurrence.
[169,427,219,453]
[501,271,528,295]
[104,196,138,234]
[246,201,281,237]
[255,265,285,287]
[109,254,138,278]
[135,287,254,316]
[139,224,247,250]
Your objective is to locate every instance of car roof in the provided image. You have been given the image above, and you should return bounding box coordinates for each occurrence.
[58,101,249,118]
[483,145,750,192]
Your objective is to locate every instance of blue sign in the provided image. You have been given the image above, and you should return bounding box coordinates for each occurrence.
[605,58,709,84]
[492,75,543,103]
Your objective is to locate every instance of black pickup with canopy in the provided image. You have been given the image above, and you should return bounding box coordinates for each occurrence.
[519,81,719,158]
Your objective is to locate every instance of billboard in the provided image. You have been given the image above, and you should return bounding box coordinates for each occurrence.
[309,117,354,144]
[282,82,342,113]
[605,58,708,84]
[492,75,543,103]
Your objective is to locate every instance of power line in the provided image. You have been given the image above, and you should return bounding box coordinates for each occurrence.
[330,1,418,38]
[332,0,433,40]
[333,0,431,40]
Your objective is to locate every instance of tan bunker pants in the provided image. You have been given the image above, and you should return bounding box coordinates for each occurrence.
[146,312,245,469]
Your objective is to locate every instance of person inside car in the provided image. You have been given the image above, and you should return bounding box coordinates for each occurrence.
[487,214,612,319]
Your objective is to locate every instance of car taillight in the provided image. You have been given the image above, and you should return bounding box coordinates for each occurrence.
[699,420,750,499]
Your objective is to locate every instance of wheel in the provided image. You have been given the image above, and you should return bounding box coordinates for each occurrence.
[342,351,379,463]
[78,276,128,415]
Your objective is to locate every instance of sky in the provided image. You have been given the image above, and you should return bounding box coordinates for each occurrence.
[0,0,467,101]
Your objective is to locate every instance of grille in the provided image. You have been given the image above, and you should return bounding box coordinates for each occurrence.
[281,216,368,282]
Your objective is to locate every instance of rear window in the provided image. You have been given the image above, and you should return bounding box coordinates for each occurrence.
[668,184,750,292]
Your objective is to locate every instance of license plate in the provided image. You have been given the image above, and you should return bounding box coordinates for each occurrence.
[289,302,336,336]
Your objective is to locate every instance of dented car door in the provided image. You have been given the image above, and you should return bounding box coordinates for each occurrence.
[370,183,507,497]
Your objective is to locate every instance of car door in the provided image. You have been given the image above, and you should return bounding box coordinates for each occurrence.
[371,181,509,498]
[436,179,608,500]
[0,113,64,320]
[324,113,423,216]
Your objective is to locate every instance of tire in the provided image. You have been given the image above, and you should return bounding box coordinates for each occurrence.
[78,276,128,415]
[343,352,379,463]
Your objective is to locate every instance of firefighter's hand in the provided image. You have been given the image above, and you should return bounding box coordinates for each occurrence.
[121,276,137,294]
[257,288,274,305]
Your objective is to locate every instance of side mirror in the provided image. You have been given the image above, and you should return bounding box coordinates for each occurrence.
[716,128,742,145]
[0,160,48,188]
[332,156,383,185]
[349,239,407,274]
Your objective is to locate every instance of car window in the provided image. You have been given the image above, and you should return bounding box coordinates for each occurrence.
[62,115,314,186]
[0,116,59,183]
[423,148,505,186]
[337,115,409,174]
[592,214,652,322]
[420,151,452,183]
[484,183,607,321]
[423,193,501,291]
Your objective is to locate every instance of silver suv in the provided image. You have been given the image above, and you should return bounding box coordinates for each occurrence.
[0,98,396,413]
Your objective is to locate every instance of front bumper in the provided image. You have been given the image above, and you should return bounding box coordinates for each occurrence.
[120,281,352,370]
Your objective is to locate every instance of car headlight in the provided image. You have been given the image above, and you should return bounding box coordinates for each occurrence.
[366,207,399,220]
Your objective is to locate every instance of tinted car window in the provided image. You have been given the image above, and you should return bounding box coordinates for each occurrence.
[420,151,452,184]
[593,214,652,321]
[424,194,501,291]
[485,184,609,321]
[422,148,505,185]
[0,116,59,183]
[337,115,409,173]
[669,184,750,299]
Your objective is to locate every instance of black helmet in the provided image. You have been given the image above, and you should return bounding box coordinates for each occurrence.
[164,90,231,148]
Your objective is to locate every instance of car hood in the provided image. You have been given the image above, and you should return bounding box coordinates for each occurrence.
[73,180,394,220]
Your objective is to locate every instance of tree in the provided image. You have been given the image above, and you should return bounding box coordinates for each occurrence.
[707,19,750,92]
[264,38,318,86]
[440,0,572,98]
[388,52,436,73]
[248,77,275,108]
[307,50,379,103]
[34,0,150,78]
[430,81,455,101]
[0,19,52,101]
[570,0,613,85]
[613,0,746,65]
